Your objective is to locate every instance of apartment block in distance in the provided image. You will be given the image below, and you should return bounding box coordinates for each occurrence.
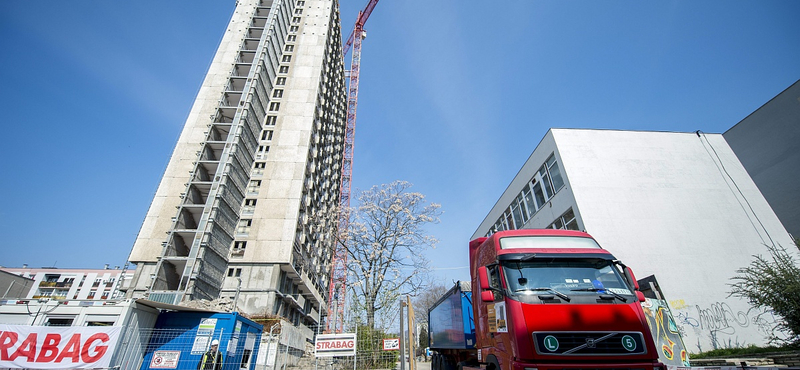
[472,128,794,351]
[1,266,132,301]
[126,0,346,339]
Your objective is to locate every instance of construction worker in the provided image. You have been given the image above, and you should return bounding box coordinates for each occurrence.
[197,339,223,370]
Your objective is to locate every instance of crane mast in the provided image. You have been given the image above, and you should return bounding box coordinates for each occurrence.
[327,0,380,334]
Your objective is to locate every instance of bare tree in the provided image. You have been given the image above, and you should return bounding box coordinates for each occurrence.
[340,181,441,330]
[413,282,450,330]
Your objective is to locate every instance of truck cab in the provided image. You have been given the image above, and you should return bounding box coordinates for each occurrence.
[469,229,663,370]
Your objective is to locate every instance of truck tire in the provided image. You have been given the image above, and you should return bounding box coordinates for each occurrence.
[485,356,501,370]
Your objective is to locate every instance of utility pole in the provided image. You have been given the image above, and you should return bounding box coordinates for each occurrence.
[407,296,416,370]
[400,299,405,370]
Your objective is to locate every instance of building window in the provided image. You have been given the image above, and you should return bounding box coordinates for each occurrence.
[292,17,301,24]
[247,180,261,193]
[276,77,286,85]
[486,153,567,236]
[548,208,579,230]
[254,162,266,169]
[273,89,284,98]
[242,199,257,214]
[46,317,74,326]
[546,155,565,191]
[278,66,289,74]
[235,268,242,277]
[269,102,280,111]
[265,115,278,125]
[261,130,273,141]
[296,1,305,6]
[228,268,235,277]
[237,219,252,234]
[288,35,296,42]
[294,9,303,14]
[87,321,115,326]
[284,45,294,52]
[290,26,299,32]
[234,241,247,251]
[282,55,291,63]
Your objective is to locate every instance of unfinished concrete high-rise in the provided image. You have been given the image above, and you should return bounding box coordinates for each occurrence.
[126,0,346,337]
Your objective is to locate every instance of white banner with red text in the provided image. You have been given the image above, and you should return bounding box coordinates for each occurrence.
[314,333,356,357]
[0,324,122,369]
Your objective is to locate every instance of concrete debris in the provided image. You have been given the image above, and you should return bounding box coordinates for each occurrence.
[179,298,234,312]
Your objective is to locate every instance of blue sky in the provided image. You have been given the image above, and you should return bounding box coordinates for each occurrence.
[0,1,798,285]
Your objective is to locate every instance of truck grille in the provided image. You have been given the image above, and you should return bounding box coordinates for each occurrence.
[533,332,647,356]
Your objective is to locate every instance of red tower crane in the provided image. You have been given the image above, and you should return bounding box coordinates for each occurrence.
[327,0,380,334]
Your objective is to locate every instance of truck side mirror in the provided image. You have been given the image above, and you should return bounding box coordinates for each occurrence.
[481,290,495,302]
[636,291,646,302]
[625,266,640,290]
[478,266,491,290]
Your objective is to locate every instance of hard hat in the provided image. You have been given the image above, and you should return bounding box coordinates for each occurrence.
[211,340,219,346]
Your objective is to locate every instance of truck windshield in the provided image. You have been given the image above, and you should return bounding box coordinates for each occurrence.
[502,259,633,302]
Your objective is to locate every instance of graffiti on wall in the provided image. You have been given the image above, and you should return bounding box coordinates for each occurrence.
[642,298,690,367]
[668,298,785,352]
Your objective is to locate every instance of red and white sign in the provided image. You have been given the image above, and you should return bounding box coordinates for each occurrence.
[149,350,180,369]
[314,333,356,357]
[382,338,399,351]
[0,324,122,369]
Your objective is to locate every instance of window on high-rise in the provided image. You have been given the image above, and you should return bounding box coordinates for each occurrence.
[276,77,286,85]
[237,220,252,234]
[247,180,261,193]
[273,89,284,98]
[279,66,289,74]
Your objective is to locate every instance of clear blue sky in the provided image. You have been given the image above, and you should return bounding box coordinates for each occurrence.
[1,1,798,285]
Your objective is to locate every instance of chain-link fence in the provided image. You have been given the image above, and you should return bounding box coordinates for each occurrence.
[282,296,425,370]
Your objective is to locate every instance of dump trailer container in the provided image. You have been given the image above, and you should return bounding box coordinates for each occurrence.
[428,281,476,369]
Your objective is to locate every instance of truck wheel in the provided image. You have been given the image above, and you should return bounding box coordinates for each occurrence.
[431,354,440,370]
[485,357,501,370]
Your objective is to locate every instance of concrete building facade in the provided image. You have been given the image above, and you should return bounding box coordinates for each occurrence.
[724,79,800,239]
[472,128,795,352]
[126,0,346,339]
[1,266,133,301]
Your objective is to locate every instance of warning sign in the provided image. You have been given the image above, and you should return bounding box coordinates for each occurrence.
[382,338,400,351]
[150,351,180,369]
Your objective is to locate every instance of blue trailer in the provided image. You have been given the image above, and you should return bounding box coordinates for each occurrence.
[428,281,476,369]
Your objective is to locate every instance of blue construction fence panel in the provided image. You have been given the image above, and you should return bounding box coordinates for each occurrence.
[139,312,263,370]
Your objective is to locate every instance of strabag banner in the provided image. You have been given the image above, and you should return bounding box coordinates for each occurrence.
[0,324,122,369]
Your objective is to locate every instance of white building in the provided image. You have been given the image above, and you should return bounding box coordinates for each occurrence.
[472,128,795,352]
[724,79,800,239]
[1,266,133,301]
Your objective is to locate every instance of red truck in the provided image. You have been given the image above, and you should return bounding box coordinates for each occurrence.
[428,229,665,370]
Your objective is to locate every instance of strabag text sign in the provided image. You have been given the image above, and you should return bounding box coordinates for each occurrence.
[314,333,356,357]
[0,324,122,369]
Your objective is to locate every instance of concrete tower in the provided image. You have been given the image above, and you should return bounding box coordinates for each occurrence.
[126,0,346,336]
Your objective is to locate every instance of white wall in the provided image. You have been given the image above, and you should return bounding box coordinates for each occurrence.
[553,129,795,351]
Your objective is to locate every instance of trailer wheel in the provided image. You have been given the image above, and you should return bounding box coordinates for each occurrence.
[431,354,441,370]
